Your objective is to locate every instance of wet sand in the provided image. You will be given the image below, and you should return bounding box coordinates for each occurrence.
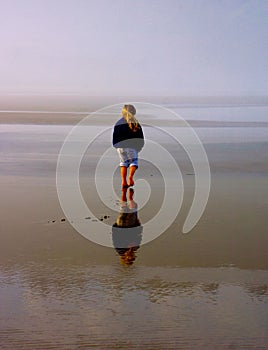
[1,110,268,349]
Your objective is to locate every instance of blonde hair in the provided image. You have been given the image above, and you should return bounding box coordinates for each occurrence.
[122,104,140,132]
[116,212,140,228]
[120,247,137,266]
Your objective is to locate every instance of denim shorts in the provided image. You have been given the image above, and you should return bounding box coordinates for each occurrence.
[117,148,138,168]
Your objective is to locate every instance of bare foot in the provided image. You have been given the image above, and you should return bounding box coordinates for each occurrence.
[128,178,134,187]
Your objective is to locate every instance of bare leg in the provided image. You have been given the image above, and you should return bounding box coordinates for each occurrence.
[128,188,134,201]
[121,187,127,202]
[128,188,137,210]
[120,166,128,188]
[128,166,137,187]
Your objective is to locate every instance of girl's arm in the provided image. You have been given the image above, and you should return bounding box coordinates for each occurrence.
[136,125,144,151]
[112,124,120,147]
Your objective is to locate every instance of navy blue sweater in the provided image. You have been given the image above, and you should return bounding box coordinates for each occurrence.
[112,118,144,152]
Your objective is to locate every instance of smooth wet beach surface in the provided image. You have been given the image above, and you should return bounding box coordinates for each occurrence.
[1,105,268,349]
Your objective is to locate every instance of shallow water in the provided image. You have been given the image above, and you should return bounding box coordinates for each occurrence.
[1,263,268,349]
[1,105,268,349]
[172,105,268,122]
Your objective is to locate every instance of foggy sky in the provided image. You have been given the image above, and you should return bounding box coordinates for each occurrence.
[0,0,267,96]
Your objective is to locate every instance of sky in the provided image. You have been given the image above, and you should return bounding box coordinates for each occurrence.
[0,0,267,96]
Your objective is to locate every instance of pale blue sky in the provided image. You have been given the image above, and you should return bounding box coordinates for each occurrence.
[0,0,267,96]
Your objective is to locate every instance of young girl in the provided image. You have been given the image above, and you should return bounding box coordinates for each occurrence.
[112,104,144,188]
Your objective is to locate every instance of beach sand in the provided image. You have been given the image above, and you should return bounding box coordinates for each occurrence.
[0,105,268,349]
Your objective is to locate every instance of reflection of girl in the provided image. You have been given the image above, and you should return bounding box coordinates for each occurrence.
[112,188,142,266]
[112,105,144,188]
